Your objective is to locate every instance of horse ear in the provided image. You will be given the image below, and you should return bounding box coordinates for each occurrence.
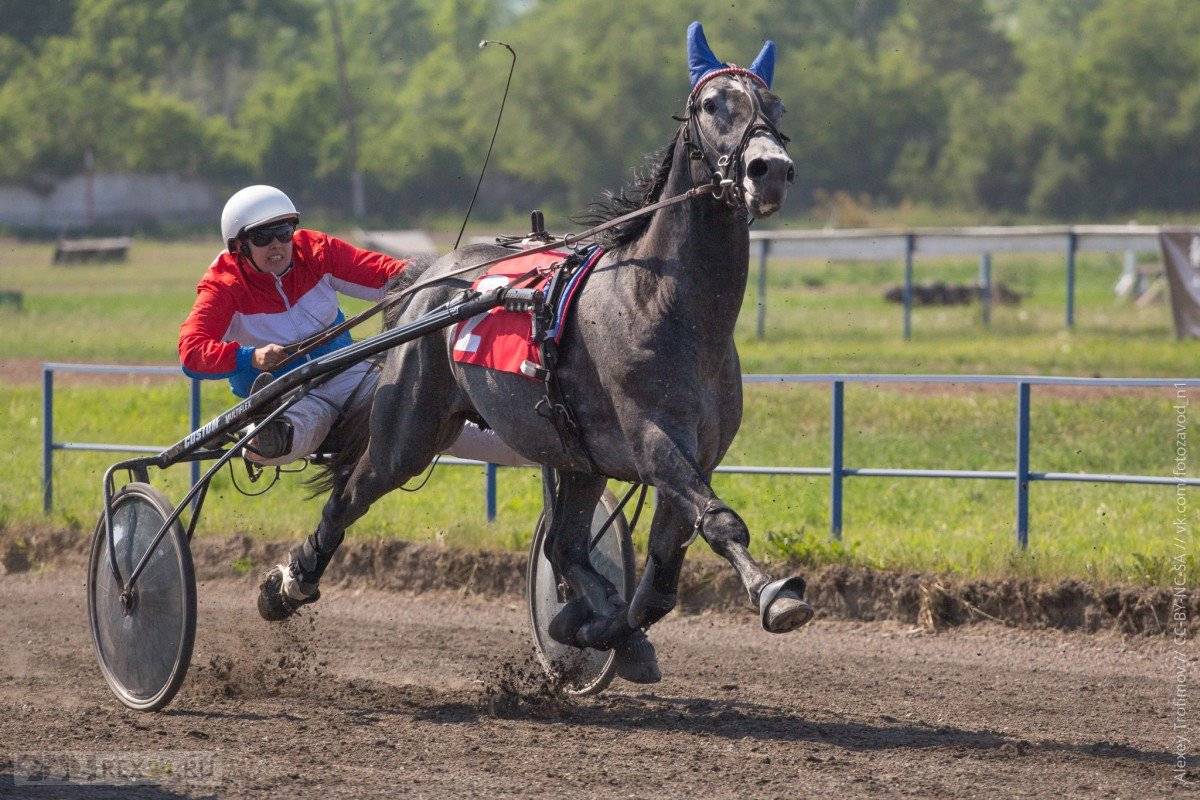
[687,21,725,87]
[749,39,776,89]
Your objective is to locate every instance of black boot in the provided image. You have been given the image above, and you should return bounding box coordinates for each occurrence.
[249,418,294,461]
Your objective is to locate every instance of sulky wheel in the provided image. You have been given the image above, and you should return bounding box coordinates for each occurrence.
[527,487,635,696]
[87,482,196,712]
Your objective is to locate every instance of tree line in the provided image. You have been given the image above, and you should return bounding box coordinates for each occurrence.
[2,0,1198,222]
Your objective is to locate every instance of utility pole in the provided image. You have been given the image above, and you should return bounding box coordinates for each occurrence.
[84,146,96,229]
[327,0,365,218]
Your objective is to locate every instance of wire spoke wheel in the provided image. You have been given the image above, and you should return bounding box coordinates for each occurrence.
[87,483,196,712]
[527,488,634,696]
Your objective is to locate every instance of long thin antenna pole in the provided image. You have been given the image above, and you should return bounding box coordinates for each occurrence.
[453,40,516,251]
[327,0,365,218]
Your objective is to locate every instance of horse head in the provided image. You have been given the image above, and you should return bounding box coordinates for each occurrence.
[685,21,794,218]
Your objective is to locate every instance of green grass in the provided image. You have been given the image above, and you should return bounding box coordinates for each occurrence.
[1,236,1196,586]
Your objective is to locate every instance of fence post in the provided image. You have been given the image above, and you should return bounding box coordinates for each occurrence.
[830,380,844,540]
[42,367,53,514]
[189,378,201,489]
[1065,231,1078,329]
[485,463,498,522]
[755,238,770,340]
[903,233,915,340]
[979,252,992,327]
[1015,382,1031,549]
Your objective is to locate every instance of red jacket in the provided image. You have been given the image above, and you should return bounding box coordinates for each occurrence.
[179,229,408,396]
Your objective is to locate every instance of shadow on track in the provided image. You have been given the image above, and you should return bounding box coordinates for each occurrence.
[411,692,1179,768]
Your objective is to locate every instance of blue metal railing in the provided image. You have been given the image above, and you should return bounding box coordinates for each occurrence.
[40,363,507,520]
[42,364,201,513]
[42,364,1200,547]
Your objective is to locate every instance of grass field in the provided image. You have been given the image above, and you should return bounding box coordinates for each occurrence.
[1,235,1197,586]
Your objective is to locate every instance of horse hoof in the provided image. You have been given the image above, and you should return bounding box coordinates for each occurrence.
[614,631,661,684]
[759,576,813,634]
[548,597,591,647]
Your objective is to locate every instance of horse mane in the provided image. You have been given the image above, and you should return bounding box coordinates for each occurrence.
[571,130,680,248]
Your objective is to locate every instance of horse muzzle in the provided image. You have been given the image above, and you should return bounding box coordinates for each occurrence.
[741,145,794,218]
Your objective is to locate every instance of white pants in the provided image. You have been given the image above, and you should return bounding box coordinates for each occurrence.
[248,362,532,468]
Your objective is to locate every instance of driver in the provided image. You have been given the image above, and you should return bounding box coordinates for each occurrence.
[179,185,530,617]
[180,185,400,465]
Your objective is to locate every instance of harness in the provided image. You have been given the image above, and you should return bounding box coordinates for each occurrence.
[459,222,606,469]
[530,245,604,470]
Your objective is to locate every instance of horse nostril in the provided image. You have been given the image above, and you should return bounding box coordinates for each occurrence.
[747,158,768,180]
[786,165,795,183]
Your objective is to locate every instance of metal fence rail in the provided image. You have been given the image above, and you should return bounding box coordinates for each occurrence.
[42,364,1198,548]
[745,373,1200,547]
[40,363,514,520]
[41,364,201,513]
[748,224,1174,340]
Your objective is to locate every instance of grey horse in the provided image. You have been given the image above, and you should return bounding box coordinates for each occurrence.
[270,23,811,683]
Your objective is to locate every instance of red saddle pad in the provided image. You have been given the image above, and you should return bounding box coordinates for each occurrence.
[451,246,603,379]
[451,250,563,379]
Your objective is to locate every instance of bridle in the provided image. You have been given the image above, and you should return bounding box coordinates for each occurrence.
[681,66,791,209]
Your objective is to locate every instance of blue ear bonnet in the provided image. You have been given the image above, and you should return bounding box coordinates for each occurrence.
[687,21,775,89]
[749,40,775,88]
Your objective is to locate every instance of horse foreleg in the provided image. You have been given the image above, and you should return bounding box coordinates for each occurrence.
[627,501,689,629]
[636,426,814,634]
[691,494,809,630]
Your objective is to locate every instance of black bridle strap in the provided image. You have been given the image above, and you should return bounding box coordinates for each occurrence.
[685,67,789,207]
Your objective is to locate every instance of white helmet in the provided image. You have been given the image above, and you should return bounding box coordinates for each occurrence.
[220,185,299,252]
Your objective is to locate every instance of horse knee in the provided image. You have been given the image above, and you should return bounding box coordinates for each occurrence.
[696,501,750,553]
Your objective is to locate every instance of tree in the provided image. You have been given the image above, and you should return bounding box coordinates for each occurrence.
[887,0,1019,95]
[778,36,945,203]
[0,0,76,46]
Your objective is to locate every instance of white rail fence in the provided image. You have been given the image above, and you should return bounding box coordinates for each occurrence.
[748,225,1169,339]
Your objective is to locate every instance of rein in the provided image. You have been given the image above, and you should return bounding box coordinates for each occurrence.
[279,68,788,369]
[279,181,715,367]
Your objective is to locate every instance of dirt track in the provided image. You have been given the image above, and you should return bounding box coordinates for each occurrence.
[0,567,1192,799]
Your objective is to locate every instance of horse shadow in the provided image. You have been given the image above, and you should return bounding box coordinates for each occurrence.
[414,691,1177,769]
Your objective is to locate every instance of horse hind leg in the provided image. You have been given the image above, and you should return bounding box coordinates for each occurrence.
[543,471,635,648]
[291,455,406,585]
[291,346,463,588]
[612,500,711,684]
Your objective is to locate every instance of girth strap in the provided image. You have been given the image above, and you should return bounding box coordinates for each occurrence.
[532,251,602,473]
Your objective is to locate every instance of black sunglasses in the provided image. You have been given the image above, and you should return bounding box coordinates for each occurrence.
[245,221,296,247]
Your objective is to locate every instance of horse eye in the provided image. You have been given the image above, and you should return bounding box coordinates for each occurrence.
[702,98,717,114]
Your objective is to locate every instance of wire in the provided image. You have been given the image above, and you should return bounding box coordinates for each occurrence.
[453,40,517,251]
[229,459,282,497]
[398,455,441,492]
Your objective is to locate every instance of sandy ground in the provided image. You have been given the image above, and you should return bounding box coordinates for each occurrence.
[0,567,1193,799]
